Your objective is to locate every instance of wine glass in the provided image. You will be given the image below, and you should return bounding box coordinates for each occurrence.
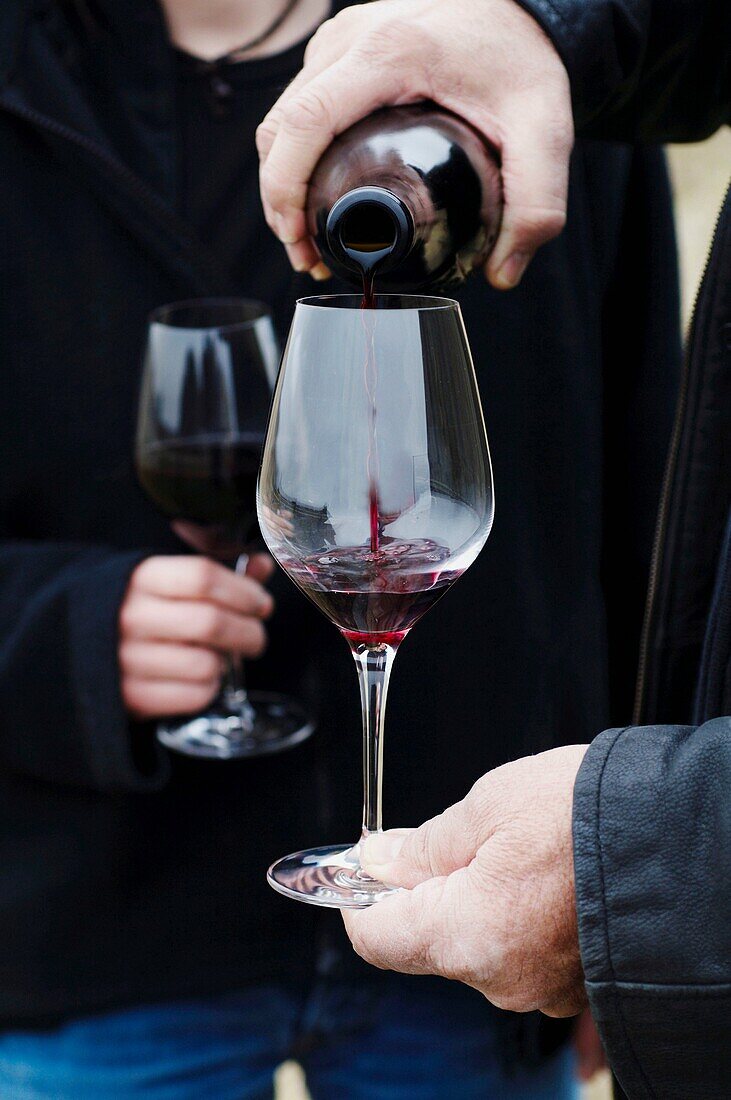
[258,294,494,907]
[135,299,315,759]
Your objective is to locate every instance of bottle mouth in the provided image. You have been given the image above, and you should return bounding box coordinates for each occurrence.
[325,187,414,274]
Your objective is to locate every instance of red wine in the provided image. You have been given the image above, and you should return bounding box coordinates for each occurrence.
[360,268,377,309]
[285,537,462,647]
[357,259,382,550]
[136,433,264,558]
[369,488,380,554]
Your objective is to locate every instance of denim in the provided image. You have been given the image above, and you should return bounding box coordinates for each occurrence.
[0,976,578,1099]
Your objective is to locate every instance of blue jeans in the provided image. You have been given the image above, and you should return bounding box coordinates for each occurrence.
[0,977,578,1099]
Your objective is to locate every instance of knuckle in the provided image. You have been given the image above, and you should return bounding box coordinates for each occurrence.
[246,620,268,658]
[196,605,224,643]
[468,771,492,802]
[281,85,335,132]
[303,20,334,61]
[410,819,446,878]
[118,595,142,636]
[325,7,352,33]
[122,678,148,714]
[246,582,273,618]
[128,556,156,589]
[117,640,136,670]
[302,38,320,66]
[260,161,294,211]
[536,207,567,241]
[366,16,421,55]
[189,558,218,598]
[355,17,436,81]
[463,779,494,837]
[515,206,567,245]
[255,119,277,154]
[194,649,223,682]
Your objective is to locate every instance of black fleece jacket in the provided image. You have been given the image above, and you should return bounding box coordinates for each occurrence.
[0,0,678,1048]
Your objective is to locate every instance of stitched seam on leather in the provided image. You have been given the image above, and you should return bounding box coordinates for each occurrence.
[593,729,624,982]
[587,981,731,995]
[596,727,658,1099]
[658,186,731,655]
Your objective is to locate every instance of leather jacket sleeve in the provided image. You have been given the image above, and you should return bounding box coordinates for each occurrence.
[514,0,731,140]
[573,721,731,1098]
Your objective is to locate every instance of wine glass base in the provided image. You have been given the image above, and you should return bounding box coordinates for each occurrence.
[157,692,315,760]
[267,844,400,909]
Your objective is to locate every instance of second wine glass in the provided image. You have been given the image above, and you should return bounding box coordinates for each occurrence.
[258,294,494,907]
[136,298,314,759]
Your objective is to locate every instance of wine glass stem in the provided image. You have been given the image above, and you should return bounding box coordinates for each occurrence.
[221,554,255,730]
[350,642,397,839]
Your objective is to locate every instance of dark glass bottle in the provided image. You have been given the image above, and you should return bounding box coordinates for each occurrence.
[307,103,503,292]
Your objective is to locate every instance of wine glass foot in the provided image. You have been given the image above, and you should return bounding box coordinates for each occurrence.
[157,692,315,759]
[267,844,399,908]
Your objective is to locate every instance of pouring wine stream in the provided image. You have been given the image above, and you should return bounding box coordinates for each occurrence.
[259,277,493,907]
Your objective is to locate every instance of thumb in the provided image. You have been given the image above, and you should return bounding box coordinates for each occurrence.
[343,873,456,976]
[361,794,485,888]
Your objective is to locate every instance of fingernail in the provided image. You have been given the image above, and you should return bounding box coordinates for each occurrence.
[311,263,332,282]
[292,259,310,273]
[362,829,410,868]
[495,251,531,290]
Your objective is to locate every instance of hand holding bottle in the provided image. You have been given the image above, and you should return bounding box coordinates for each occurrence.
[257,0,573,289]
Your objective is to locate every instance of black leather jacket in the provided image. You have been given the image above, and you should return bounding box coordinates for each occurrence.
[517,1,731,1096]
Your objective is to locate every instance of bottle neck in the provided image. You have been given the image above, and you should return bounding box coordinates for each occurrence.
[325,187,415,277]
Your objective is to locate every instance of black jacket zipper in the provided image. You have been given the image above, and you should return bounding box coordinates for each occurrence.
[633,180,731,724]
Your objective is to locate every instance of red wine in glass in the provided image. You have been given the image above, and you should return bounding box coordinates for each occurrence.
[136,433,264,561]
[285,537,462,648]
[258,294,494,908]
[136,298,314,760]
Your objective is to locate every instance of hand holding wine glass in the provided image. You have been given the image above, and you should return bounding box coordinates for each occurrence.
[119,554,273,721]
[135,299,314,759]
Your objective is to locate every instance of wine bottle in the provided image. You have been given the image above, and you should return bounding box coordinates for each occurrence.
[307,103,503,292]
